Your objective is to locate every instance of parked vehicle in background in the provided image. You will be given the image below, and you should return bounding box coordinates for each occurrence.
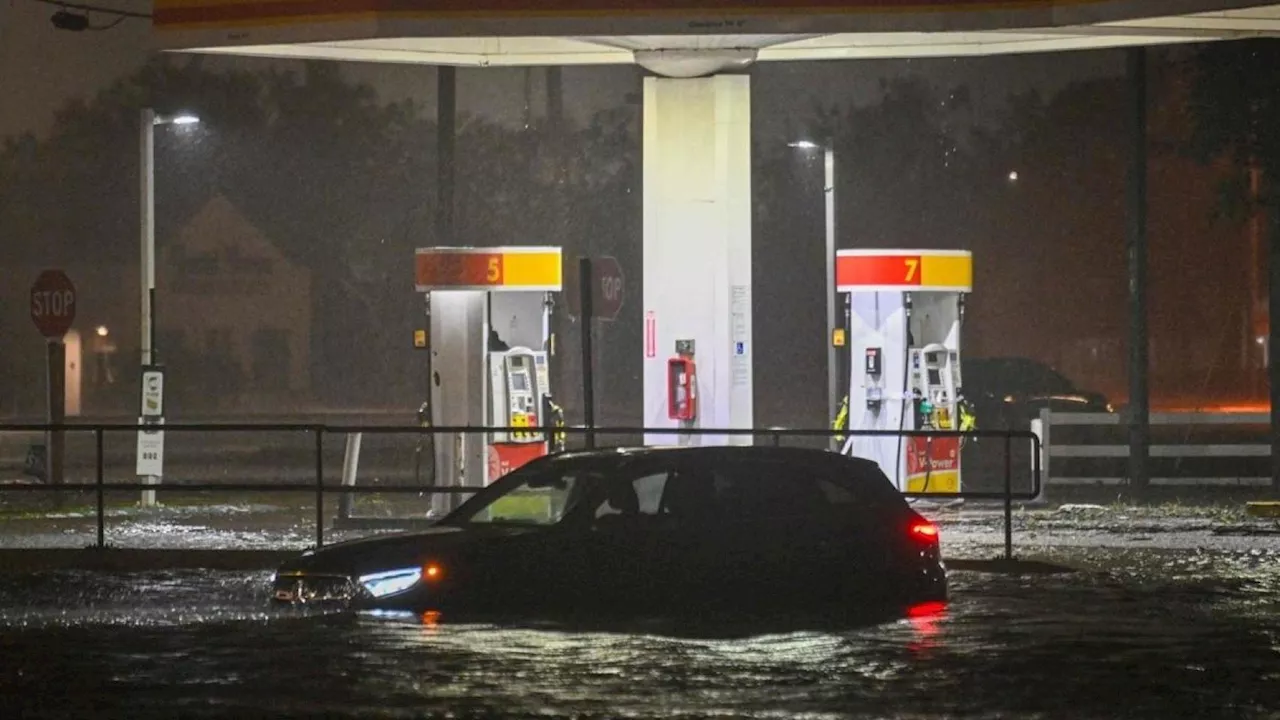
[962,356,1113,430]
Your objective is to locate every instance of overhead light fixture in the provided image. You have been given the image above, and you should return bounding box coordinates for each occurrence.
[154,113,201,126]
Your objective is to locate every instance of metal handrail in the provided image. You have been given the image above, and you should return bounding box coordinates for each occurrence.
[0,423,1041,560]
[1035,409,1278,488]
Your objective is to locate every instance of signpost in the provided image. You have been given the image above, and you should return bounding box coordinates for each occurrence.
[565,256,624,429]
[136,365,166,506]
[30,270,76,490]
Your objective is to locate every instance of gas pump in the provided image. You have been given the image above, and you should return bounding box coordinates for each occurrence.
[907,343,963,492]
[414,246,564,516]
[489,346,552,455]
[833,249,973,495]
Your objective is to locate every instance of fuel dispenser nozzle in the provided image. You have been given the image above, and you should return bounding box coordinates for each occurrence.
[864,346,884,410]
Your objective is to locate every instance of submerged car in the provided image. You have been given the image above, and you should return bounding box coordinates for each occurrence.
[271,446,946,621]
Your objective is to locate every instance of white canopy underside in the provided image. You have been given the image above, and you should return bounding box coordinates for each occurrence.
[170,5,1280,67]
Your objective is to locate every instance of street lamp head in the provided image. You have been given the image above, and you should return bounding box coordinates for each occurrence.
[789,140,820,150]
[96,325,109,337]
[153,113,201,127]
[1007,170,1020,182]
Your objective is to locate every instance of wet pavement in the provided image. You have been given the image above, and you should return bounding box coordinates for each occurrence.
[2,494,1277,555]
[0,502,1277,719]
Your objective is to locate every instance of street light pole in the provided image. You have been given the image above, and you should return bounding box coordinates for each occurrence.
[140,107,155,371]
[138,108,199,507]
[823,144,838,449]
[790,139,841,444]
[139,107,158,507]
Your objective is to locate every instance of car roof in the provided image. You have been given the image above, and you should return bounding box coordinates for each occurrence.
[542,445,883,475]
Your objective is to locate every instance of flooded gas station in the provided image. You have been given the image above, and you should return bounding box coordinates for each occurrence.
[5,0,1280,717]
[1,504,1277,719]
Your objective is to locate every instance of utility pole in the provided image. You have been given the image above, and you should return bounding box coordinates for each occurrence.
[1125,47,1150,496]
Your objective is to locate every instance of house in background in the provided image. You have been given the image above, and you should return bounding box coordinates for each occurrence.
[158,194,312,411]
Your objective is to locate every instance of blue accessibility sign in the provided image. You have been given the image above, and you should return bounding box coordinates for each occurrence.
[734,342,746,356]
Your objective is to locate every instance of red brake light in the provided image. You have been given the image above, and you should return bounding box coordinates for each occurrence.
[909,520,939,541]
[906,601,947,618]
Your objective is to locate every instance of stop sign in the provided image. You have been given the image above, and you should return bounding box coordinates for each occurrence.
[594,256,624,321]
[30,269,77,339]
[566,255,625,321]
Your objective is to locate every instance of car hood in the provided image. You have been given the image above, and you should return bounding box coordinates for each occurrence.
[1006,390,1109,408]
[278,523,541,577]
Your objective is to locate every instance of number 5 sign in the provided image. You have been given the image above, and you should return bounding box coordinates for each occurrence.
[414,247,562,293]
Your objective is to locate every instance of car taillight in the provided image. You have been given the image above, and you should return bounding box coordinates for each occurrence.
[909,520,939,542]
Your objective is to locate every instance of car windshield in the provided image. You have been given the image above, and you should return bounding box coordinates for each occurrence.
[966,358,1076,394]
[440,462,599,526]
[1022,362,1076,393]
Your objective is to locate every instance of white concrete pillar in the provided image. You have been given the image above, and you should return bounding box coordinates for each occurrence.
[642,74,753,446]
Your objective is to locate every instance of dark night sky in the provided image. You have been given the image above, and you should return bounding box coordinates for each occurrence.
[2,0,1127,141]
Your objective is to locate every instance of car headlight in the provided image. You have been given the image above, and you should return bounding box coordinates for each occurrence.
[358,567,422,598]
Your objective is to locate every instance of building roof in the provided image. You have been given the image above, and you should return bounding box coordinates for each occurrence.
[153,1,1280,73]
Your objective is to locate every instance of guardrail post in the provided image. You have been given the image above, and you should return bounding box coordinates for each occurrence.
[1037,407,1051,502]
[315,428,324,548]
[96,427,105,549]
[340,432,362,521]
[1003,431,1013,562]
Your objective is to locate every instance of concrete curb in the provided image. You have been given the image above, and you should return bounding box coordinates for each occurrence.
[1245,501,1280,518]
[947,558,1080,575]
[0,549,296,573]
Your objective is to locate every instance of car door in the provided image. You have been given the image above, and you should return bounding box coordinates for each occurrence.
[530,462,677,618]
[720,460,860,607]
[637,457,833,613]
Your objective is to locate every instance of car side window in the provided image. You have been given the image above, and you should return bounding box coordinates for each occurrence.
[708,460,831,519]
[633,473,667,514]
[814,477,858,505]
[834,460,906,506]
[594,471,671,519]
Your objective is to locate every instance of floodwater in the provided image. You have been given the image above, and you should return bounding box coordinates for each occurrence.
[1,543,1278,719]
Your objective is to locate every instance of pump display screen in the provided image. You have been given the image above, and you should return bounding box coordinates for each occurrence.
[510,373,529,392]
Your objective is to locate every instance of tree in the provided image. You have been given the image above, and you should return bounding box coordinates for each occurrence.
[0,55,642,418]
[0,56,271,415]
[1186,38,1280,489]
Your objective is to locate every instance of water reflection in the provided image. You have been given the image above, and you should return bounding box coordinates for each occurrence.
[0,548,1276,719]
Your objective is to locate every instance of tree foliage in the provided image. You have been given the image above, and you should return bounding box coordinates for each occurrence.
[0,56,640,413]
[1187,39,1280,216]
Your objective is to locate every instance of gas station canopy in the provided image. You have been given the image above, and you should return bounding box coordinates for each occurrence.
[154,1,1280,73]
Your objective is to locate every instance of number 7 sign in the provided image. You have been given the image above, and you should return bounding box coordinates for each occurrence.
[834,250,973,293]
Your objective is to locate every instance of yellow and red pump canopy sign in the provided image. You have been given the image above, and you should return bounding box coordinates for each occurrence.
[415,247,563,292]
[836,249,972,293]
[154,0,1095,29]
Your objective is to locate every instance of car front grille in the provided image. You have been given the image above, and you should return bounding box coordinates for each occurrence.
[273,573,357,604]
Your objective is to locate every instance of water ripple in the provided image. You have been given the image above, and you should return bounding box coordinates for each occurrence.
[0,548,1276,719]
